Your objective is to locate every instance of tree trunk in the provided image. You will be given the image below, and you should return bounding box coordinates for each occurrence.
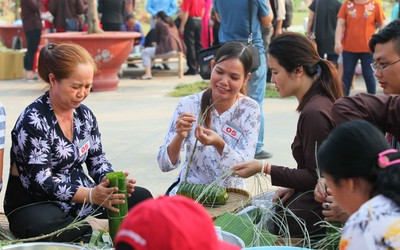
[87,0,102,34]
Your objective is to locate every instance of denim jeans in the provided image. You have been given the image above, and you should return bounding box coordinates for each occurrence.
[246,46,267,153]
[342,51,376,96]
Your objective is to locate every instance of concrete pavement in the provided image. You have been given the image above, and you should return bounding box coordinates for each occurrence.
[0,66,381,212]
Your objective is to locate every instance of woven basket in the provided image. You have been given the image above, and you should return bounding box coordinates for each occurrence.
[206,187,252,220]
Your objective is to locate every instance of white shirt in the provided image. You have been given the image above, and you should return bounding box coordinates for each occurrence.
[157,91,260,195]
[340,194,400,250]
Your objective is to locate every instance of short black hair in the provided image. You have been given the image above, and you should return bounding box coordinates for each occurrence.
[369,19,400,54]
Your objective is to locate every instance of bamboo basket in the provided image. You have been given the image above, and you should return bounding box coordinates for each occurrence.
[206,187,252,220]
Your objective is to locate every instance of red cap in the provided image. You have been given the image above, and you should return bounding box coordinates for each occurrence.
[115,195,241,250]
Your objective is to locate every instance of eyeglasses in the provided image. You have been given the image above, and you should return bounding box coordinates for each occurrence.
[370,59,400,72]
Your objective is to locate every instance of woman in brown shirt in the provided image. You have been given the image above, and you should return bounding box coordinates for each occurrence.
[231,32,343,237]
[137,11,185,80]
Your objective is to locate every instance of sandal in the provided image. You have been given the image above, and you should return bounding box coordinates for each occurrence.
[135,76,152,80]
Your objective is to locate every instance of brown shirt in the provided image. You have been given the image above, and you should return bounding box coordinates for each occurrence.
[21,0,43,32]
[155,21,186,55]
[332,93,400,140]
[271,95,336,236]
[48,0,87,30]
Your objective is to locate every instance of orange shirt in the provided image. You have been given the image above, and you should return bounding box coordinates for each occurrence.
[338,0,385,53]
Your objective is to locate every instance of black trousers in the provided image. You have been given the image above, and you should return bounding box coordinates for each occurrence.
[6,186,152,242]
[184,17,202,72]
[23,29,41,70]
[102,23,122,31]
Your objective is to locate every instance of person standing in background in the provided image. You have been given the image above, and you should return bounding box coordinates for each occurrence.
[391,0,399,21]
[0,102,5,192]
[42,0,55,33]
[263,0,284,83]
[146,0,178,28]
[307,0,341,65]
[21,0,42,81]
[214,0,273,159]
[47,0,87,32]
[98,0,125,31]
[179,0,205,76]
[335,0,385,96]
[125,0,135,14]
[201,0,213,48]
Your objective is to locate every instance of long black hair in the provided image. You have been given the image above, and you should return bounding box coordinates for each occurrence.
[318,120,400,206]
[201,41,252,128]
[268,32,343,112]
[155,11,174,27]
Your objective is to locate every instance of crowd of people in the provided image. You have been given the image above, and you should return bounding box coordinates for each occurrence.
[3,0,400,249]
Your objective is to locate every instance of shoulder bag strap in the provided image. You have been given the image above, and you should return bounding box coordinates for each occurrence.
[248,0,254,45]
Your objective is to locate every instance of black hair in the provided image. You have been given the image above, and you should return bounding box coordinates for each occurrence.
[318,120,400,206]
[125,13,135,22]
[268,32,343,112]
[369,19,400,54]
[155,11,174,27]
[201,41,252,128]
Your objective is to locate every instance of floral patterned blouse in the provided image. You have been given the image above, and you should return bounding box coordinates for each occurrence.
[157,91,260,195]
[340,194,400,250]
[6,92,114,218]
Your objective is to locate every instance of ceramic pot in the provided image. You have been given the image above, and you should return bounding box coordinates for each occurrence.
[0,25,27,48]
[42,32,140,92]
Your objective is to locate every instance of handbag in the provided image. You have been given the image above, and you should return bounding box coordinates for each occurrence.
[198,0,261,80]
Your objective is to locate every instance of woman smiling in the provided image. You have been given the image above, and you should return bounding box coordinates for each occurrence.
[158,42,261,195]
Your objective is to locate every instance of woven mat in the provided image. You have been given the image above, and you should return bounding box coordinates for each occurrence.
[205,188,252,220]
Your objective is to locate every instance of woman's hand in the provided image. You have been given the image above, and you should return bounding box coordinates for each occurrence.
[322,194,349,222]
[334,42,342,55]
[124,171,136,197]
[195,126,225,154]
[175,113,196,139]
[194,126,222,146]
[273,188,295,204]
[230,159,262,178]
[314,178,349,222]
[314,178,328,203]
[92,178,125,213]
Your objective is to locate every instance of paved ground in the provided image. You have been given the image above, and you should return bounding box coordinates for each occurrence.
[0,64,381,212]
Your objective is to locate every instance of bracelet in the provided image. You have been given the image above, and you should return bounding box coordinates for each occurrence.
[260,160,267,175]
[89,188,93,205]
[264,162,269,175]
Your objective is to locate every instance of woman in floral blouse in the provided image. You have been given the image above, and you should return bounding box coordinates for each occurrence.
[158,41,261,195]
[4,43,152,242]
[318,120,400,250]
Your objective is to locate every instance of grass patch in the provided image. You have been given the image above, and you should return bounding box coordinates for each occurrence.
[169,81,210,97]
[169,81,281,99]
[265,83,280,99]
